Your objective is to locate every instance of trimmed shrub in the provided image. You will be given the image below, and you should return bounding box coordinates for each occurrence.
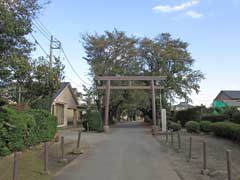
[174,107,202,127]
[211,122,240,142]
[25,109,57,143]
[0,107,57,156]
[0,107,26,153]
[202,114,226,123]
[84,110,103,132]
[199,121,212,133]
[231,112,240,124]
[30,96,53,111]
[168,121,181,131]
[185,121,200,133]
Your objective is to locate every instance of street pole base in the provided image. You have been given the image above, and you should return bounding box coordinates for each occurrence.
[72,148,84,154]
[58,158,68,164]
[201,169,209,175]
[42,171,49,175]
[104,125,110,133]
[151,126,158,135]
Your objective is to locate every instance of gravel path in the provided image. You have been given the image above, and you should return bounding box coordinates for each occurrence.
[54,122,181,180]
[154,131,240,180]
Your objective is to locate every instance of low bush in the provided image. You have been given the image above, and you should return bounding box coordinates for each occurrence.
[25,109,57,143]
[199,121,212,133]
[174,107,202,127]
[0,107,26,153]
[168,121,181,131]
[211,122,240,142]
[201,114,226,123]
[83,110,103,132]
[0,107,57,156]
[231,112,240,124]
[185,121,200,133]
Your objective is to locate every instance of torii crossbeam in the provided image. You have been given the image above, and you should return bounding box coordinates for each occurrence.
[96,76,166,132]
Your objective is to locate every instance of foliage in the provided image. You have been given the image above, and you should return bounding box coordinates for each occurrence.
[174,107,202,126]
[201,114,226,123]
[139,34,204,102]
[168,121,182,131]
[30,96,53,111]
[0,97,6,107]
[211,122,240,142]
[185,121,200,133]
[0,106,57,156]
[0,107,30,155]
[23,57,65,106]
[0,1,64,107]
[82,29,204,122]
[222,106,239,121]
[83,110,103,132]
[25,109,57,143]
[199,121,212,133]
[0,0,46,84]
[231,112,240,124]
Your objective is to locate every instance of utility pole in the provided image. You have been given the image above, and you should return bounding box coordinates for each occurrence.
[49,35,61,68]
[49,35,53,68]
[16,86,26,111]
[48,35,61,95]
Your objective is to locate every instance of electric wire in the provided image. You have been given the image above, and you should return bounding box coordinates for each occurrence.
[32,21,51,41]
[65,76,83,88]
[30,34,49,56]
[5,0,92,107]
[34,18,52,36]
[61,47,90,86]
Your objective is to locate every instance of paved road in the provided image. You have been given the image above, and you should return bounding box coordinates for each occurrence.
[54,122,181,180]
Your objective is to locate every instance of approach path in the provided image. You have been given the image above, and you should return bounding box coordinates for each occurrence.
[54,122,181,180]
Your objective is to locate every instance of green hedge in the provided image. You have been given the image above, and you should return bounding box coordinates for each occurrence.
[25,109,57,143]
[0,107,57,156]
[202,114,226,123]
[211,122,240,142]
[231,112,240,124]
[174,107,202,127]
[168,121,181,131]
[185,121,200,133]
[199,121,212,133]
[83,110,103,132]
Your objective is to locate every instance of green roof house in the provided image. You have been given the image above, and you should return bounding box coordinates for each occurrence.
[214,90,240,110]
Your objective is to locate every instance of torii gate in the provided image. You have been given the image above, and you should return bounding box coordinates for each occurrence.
[96,76,166,132]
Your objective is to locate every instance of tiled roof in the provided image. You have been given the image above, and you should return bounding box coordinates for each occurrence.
[52,82,79,105]
[52,82,70,100]
[222,91,240,99]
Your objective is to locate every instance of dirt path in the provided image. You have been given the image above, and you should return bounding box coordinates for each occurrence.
[54,122,181,180]
[154,131,240,180]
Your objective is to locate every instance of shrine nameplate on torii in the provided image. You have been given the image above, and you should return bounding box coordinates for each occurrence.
[96,76,167,132]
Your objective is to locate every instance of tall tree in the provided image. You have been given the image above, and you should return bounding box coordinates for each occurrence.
[0,0,64,108]
[0,0,45,84]
[82,30,204,122]
[139,33,204,103]
[83,29,142,121]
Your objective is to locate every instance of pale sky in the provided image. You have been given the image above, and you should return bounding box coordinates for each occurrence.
[32,0,240,107]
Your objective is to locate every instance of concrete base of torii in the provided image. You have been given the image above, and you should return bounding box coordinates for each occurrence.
[104,125,110,133]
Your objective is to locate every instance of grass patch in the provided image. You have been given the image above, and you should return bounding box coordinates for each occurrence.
[0,146,51,180]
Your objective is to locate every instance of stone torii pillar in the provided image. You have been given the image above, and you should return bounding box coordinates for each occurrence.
[104,80,111,132]
[151,80,157,130]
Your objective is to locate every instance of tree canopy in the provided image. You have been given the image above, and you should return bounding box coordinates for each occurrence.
[0,0,64,108]
[82,29,204,122]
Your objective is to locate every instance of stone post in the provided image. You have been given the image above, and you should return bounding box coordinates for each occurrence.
[161,109,167,132]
